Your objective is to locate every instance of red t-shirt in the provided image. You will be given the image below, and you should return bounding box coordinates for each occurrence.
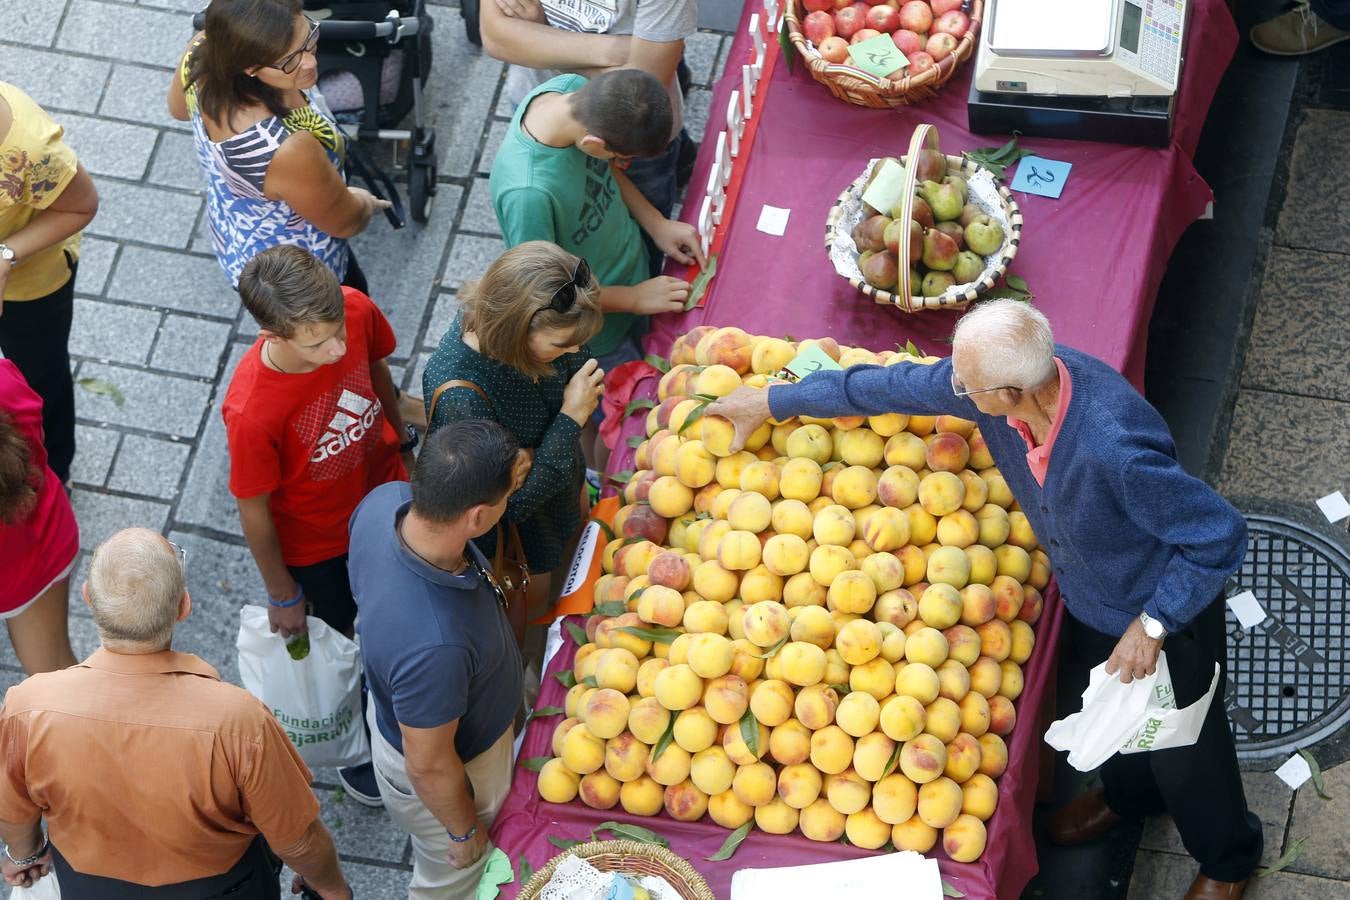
[223,288,406,566]
[0,360,79,611]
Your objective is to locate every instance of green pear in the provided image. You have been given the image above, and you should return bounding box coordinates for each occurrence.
[894,195,935,228]
[909,268,923,296]
[918,180,963,222]
[914,148,947,183]
[964,215,1005,256]
[922,227,959,271]
[958,203,983,228]
[952,250,984,285]
[942,174,968,204]
[921,271,957,296]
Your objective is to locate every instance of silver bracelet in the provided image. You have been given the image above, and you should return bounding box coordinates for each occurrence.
[4,834,48,868]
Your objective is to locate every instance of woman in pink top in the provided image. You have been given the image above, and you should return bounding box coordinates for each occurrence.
[0,359,76,672]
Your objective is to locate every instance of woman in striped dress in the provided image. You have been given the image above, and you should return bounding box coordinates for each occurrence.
[167,0,388,293]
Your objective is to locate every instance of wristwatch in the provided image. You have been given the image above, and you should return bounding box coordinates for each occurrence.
[399,423,419,453]
[0,244,15,265]
[1139,611,1167,640]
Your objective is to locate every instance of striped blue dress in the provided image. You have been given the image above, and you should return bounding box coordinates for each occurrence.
[181,45,350,288]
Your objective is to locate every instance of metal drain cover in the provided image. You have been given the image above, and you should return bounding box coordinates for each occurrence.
[1224,512,1350,758]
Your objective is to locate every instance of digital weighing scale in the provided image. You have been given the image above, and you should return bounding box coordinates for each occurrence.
[967,0,1190,147]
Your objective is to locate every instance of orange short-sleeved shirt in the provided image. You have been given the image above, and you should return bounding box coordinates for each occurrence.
[0,649,320,886]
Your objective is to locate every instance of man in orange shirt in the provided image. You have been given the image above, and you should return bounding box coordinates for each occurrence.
[0,528,351,899]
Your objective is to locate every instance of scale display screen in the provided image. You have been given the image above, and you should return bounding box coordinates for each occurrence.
[1120,1,1143,53]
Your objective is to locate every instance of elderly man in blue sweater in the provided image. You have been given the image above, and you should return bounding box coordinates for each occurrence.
[709,300,1261,900]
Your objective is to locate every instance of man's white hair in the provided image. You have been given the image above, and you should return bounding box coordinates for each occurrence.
[952,300,1056,389]
[87,527,184,650]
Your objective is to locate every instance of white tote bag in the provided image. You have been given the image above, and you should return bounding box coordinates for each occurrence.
[10,872,60,898]
[1045,651,1220,772]
[237,606,369,769]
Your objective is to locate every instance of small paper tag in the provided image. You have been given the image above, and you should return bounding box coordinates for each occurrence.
[783,344,844,380]
[1010,155,1073,199]
[1275,753,1313,790]
[847,33,907,79]
[860,158,907,217]
[1316,490,1350,523]
[1225,590,1267,630]
[756,204,791,236]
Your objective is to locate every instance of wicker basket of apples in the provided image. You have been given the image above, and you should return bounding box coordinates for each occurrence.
[785,0,982,108]
[825,134,1022,312]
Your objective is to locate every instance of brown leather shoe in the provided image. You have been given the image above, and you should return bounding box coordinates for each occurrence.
[1047,789,1123,845]
[1184,874,1247,900]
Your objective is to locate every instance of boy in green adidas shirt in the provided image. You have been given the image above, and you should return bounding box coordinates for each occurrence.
[489,69,705,384]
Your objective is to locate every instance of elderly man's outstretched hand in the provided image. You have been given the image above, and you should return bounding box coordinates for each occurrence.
[706,387,774,453]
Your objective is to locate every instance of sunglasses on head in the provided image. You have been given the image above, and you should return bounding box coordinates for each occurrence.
[546,258,591,314]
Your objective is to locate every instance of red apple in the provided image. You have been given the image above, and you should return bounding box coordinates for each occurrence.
[933,9,970,38]
[891,28,925,57]
[803,10,836,43]
[851,27,882,44]
[834,7,865,38]
[930,0,965,14]
[803,0,835,12]
[898,0,933,32]
[865,4,901,32]
[926,31,958,60]
[907,50,936,75]
[818,35,851,63]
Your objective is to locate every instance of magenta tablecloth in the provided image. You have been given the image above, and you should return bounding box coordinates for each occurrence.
[490,4,1235,897]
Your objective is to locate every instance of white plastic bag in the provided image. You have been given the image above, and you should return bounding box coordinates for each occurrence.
[237,606,369,768]
[10,872,60,898]
[1045,651,1220,772]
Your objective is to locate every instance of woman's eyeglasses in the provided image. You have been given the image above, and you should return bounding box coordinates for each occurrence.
[271,17,320,75]
[546,258,592,314]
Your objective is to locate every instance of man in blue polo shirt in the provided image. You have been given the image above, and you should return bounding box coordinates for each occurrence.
[347,420,525,899]
[708,300,1262,900]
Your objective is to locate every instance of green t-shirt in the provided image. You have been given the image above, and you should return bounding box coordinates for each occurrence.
[489,74,649,355]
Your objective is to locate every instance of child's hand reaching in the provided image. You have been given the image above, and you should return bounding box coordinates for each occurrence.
[630,276,690,314]
[649,218,707,269]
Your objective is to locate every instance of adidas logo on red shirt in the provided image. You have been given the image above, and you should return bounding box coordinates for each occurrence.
[311,389,382,464]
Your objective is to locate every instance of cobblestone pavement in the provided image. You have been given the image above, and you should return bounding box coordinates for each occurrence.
[0,0,733,893]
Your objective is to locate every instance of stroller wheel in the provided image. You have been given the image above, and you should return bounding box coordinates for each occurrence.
[462,0,482,46]
[409,162,436,224]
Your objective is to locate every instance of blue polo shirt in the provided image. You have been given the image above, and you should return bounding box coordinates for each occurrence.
[768,345,1247,639]
[348,482,522,760]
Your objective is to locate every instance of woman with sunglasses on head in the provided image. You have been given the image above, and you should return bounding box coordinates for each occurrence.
[0,359,77,675]
[167,0,389,294]
[423,242,605,616]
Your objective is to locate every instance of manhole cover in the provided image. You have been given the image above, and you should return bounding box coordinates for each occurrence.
[1225,513,1350,758]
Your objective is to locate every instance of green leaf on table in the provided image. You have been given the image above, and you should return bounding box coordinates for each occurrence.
[532,706,564,718]
[618,624,680,644]
[627,435,646,449]
[77,377,126,407]
[519,756,550,772]
[518,856,533,884]
[685,254,718,311]
[754,636,789,659]
[981,287,1033,304]
[548,836,582,851]
[942,881,966,898]
[708,822,753,861]
[652,713,677,761]
[903,340,922,358]
[554,669,577,688]
[880,739,903,780]
[739,709,760,757]
[565,621,589,648]
[677,400,712,435]
[581,675,599,688]
[1299,749,1331,799]
[962,134,1032,179]
[592,600,627,618]
[779,17,796,74]
[1257,837,1306,877]
[607,470,635,485]
[625,398,657,416]
[1006,274,1031,294]
[643,354,672,373]
[594,821,670,847]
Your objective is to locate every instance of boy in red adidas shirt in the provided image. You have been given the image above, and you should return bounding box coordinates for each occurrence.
[224,246,413,643]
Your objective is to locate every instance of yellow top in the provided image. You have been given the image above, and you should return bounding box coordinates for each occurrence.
[0,81,82,301]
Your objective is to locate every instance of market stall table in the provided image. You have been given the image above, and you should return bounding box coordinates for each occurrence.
[490,2,1237,896]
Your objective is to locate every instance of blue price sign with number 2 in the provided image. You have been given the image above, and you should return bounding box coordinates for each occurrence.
[1010,155,1072,199]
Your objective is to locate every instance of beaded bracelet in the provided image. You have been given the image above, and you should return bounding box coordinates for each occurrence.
[447,824,477,843]
[269,586,305,609]
[4,834,49,868]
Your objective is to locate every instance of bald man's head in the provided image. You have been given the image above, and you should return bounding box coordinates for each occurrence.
[86,527,186,651]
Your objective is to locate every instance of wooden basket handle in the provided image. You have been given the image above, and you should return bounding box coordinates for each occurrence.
[894,123,941,314]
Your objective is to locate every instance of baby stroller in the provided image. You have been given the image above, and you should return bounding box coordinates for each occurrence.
[307,0,439,222]
[190,2,438,223]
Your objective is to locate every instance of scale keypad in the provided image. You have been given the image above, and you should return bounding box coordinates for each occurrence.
[1140,0,1184,84]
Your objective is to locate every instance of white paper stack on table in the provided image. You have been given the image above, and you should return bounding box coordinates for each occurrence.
[730,849,943,900]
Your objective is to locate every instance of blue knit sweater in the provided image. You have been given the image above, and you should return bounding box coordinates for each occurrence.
[768,346,1246,638]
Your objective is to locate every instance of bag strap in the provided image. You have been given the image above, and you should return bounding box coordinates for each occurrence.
[428,378,493,423]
